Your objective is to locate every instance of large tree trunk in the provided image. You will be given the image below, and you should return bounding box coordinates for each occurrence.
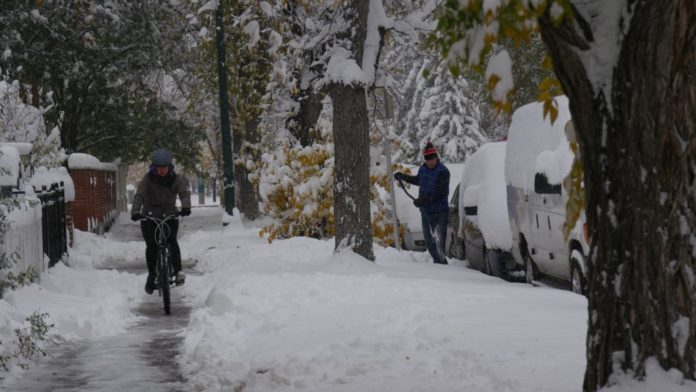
[328,0,374,261]
[539,1,696,390]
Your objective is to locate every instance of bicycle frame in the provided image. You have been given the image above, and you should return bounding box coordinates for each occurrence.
[141,214,179,314]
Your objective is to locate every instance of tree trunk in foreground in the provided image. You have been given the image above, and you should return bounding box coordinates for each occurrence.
[540,1,696,390]
[328,0,374,261]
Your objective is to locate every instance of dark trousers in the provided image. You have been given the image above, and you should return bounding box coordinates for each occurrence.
[141,220,182,277]
[421,211,448,264]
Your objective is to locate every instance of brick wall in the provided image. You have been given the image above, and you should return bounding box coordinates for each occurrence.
[69,169,118,233]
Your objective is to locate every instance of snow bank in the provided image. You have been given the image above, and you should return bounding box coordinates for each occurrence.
[0,145,20,186]
[0,263,143,378]
[600,357,696,392]
[69,229,145,270]
[458,142,512,250]
[67,153,118,171]
[505,95,573,192]
[30,166,76,202]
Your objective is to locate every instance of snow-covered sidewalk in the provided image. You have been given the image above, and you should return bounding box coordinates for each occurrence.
[0,207,591,392]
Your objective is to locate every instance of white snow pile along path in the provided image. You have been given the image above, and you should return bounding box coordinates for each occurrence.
[179,214,588,392]
[0,230,144,382]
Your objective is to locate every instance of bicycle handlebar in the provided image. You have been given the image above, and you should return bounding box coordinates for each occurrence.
[136,212,182,223]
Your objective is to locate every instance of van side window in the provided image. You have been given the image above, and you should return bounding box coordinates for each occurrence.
[534,172,562,195]
[464,206,478,216]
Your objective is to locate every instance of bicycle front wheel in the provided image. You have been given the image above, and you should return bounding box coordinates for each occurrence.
[158,248,171,315]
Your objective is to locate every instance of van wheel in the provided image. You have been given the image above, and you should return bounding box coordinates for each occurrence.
[570,250,586,295]
[483,248,492,275]
[523,252,536,284]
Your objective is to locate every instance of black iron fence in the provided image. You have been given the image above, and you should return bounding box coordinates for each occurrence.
[35,182,68,267]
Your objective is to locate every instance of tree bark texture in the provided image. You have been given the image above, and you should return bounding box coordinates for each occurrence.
[540,1,696,390]
[289,88,323,147]
[329,0,374,261]
[233,116,261,221]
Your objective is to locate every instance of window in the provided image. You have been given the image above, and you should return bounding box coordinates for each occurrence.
[534,172,561,195]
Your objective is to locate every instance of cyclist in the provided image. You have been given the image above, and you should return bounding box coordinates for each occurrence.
[131,148,191,294]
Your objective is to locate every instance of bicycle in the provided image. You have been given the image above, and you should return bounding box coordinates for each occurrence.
[139,213,181,315]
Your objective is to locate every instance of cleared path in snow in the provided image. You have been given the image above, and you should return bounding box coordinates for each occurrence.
[1,207,221,392]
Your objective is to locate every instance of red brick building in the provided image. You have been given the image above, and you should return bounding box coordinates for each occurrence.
[67,154,127,234]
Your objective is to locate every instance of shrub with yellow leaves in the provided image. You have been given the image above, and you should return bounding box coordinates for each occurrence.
[257,140,413,247]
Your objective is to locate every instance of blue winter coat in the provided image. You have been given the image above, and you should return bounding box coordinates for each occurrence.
[401,161,450,214]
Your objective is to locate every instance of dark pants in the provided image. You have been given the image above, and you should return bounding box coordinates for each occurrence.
[141,220,182,278]
[421,211,448,264]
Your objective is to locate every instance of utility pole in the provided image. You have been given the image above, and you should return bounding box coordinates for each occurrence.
[215,0,235,216]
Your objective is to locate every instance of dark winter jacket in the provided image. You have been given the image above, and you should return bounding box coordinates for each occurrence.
[401,161,450,214]
[132,165,191,217]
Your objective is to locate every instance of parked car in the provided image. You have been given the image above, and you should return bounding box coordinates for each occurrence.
[447,142,522,280]
[394,163,464,252]
[505,96,589,294]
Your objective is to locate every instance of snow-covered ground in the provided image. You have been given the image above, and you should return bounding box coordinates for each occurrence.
[1,207,694,391]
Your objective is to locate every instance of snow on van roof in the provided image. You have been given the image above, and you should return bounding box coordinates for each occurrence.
[459,142,512,250]
[505,96,573,192]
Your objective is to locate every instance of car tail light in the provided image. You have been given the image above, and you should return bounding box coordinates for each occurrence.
[583,223,590,244]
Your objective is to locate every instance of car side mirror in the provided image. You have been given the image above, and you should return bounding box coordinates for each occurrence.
[534,172,562,195]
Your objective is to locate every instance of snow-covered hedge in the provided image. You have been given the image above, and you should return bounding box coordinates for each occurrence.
[0,146,20,187]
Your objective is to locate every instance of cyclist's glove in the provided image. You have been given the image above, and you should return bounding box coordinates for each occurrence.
[131,213,144,221]
[180,208,191,217]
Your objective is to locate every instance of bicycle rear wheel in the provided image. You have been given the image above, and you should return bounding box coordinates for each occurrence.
[158,248,171,315]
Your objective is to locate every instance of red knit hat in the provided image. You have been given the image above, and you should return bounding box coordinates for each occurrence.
[423,142,437,158]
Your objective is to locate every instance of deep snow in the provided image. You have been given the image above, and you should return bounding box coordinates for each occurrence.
[2,207,694,391]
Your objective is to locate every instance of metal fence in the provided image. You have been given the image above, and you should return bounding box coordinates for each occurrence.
[35,182,68,267]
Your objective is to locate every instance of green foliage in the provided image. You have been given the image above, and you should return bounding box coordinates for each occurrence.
[563,140,585,239]
[434,0,570,117]
[0,311,53,376]
[0,1,204,168]
[0,266,40,294]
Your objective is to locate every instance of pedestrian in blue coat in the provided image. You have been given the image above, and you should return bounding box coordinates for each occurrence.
[394,142,450,264]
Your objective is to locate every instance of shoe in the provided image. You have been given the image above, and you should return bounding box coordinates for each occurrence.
[175,272,186,286]
[145,275,156,295]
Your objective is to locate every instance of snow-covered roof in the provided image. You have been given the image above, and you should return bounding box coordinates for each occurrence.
[0,145,20,187]
[30,166,76,202]
[505,96,573,192]
[458,142,511,250]
[67,153,118,171]
[0,142,32,155]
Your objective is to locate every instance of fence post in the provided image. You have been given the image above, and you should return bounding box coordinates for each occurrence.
[39,186,49,267]
[57,181,67,260]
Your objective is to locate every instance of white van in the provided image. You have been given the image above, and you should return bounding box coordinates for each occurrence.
[505,96,589,294]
